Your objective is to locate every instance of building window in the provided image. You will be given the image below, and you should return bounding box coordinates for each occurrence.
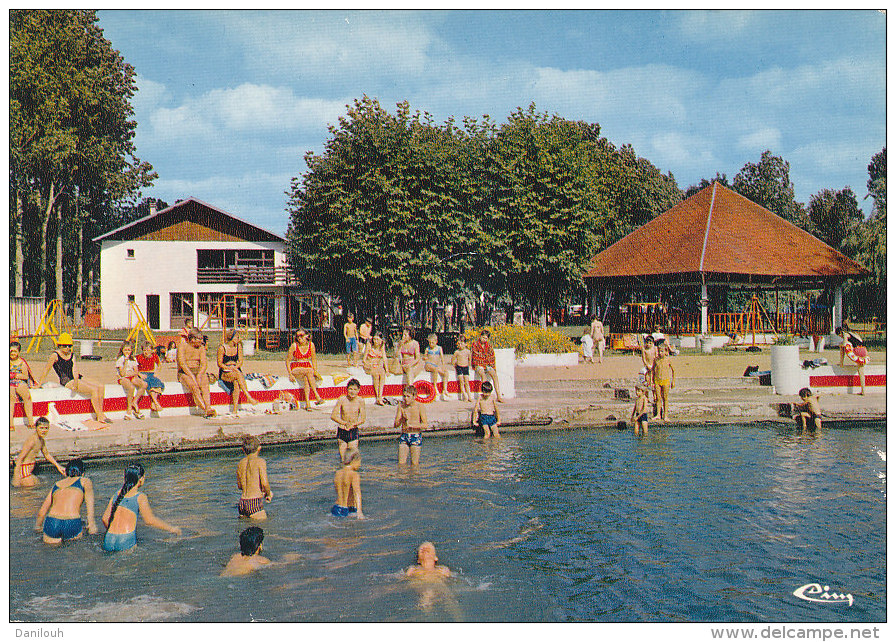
[170,292,194,329]
[196,249,275,283]
[126,249,135,259]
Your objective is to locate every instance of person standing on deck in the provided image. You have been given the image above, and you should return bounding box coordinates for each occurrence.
[471,330,503,402]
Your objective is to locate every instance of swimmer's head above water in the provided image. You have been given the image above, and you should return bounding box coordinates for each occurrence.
[65,458,84,477]
[241,435,261,455]
[239,526,264,557]
[417,541,438,566]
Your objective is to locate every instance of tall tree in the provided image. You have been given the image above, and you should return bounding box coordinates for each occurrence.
[806,187,863,250]
[10,9,155,305]
[611,143,682,232]
[842,148,886,320]
[287,97,474,318]
[732,151,806,226]
[481,105,621,312]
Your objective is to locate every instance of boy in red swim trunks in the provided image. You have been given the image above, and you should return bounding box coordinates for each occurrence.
[13,417,66,487]
[237,435,273,519]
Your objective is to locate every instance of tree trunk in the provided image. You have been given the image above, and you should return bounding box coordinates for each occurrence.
[14,190,24,297]
[55,196,63,304]
[39,182,57,300]
[75,211,84,323]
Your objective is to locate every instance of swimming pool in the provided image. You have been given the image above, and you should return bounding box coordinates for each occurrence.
[9,422,886,622]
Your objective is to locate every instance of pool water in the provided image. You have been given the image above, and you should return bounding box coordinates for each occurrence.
[9,422,886,622]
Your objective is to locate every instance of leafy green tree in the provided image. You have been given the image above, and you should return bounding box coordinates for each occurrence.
[10,9,155,303]
[866,147,886,215]
[807,187,863,250]
[684,173,729,199]
[842,148,886,320]
[481,105,621,312]
[611,143,682,231]
[732,151,807,226]
[287,97,475,323]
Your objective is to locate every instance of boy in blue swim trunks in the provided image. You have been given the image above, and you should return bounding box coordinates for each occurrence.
[395,384,427,465]
[343,313,359,367]
[332,447,364,518]
[473,381,500,438]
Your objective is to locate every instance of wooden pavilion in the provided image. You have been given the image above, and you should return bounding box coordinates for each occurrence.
[583,182,868,338]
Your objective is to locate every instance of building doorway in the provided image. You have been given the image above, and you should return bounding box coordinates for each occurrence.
[146,295,160,329]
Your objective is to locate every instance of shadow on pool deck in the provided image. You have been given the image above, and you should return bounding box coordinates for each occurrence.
[9,368,886,463]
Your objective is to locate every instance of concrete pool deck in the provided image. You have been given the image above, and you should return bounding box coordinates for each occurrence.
[9,351,886,462]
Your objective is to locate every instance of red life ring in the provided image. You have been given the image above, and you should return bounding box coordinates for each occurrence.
[413,380,437,404]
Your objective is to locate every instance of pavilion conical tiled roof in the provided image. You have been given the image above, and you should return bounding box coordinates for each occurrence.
[584,182,867,284]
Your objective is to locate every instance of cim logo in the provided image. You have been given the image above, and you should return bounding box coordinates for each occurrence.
[793,583,854,606]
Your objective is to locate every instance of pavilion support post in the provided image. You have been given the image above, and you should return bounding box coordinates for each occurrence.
[700,283,708,336]
[833,285,843,331]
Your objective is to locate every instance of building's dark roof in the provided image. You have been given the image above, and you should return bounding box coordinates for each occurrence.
[92,197,285,243]
[584,182,867,285]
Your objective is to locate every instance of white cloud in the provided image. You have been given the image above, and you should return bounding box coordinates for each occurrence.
[133,75,169,112]
[212,11,438,80]
[531,65,706,126]
[736,127,782,152]
[145,83,350,141]
[649,131,718,169]
[677,10,759,43]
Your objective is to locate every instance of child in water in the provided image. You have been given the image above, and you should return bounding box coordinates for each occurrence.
[332,447,364,519]
[395,384,427,466]
[406,541,451,579]
[13,417,66,487]
[473,381,500,438]
[331,378,366,458]
[237,435,273,520]
[793,387,822,431]
[35,458,98,544]
[221,526,270,576]
[630,384,650,436]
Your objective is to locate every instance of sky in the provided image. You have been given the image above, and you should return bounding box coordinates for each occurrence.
[95,9,886,237]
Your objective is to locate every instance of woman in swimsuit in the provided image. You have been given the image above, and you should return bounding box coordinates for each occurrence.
[35,458,97,544]
[362,332,390,405]
[285,328,324,411]
[836,326,868,395]
[38,333,110,424]
[102,462,181,552]
[177,329,215,417]
[396,327,422,386]
[423,333,450,401]
[217,330,259,414]
[116,341,148,420]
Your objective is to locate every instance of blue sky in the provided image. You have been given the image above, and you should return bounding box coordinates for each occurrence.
[96,9,886,236]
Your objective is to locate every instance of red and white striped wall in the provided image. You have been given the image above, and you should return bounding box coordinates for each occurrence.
[807,364,886,395]
[11,370,491,425]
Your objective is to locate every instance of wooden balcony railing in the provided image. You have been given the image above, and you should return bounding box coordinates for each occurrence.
[196,266,299,286]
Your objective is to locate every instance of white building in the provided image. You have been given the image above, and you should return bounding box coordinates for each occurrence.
[93,197,329,334]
